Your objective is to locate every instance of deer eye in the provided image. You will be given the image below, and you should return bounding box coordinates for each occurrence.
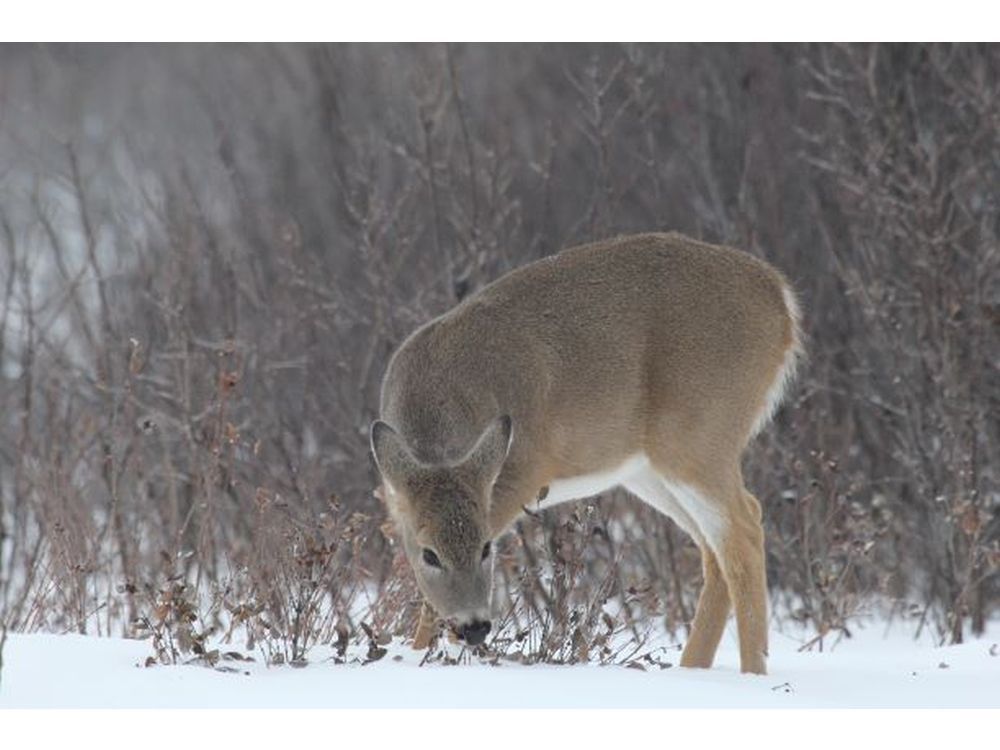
[481,542,491,561]
[422,548,442,568]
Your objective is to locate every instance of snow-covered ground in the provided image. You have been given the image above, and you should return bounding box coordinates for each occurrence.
[2,620,997,709]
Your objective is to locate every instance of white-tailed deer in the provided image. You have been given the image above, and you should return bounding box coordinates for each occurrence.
[371,232,802,674]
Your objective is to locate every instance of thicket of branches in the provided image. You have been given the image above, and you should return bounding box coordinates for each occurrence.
[0,43,996,665]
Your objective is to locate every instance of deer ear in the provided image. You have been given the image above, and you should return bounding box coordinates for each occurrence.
[463,414,513,485]
[370,421,419,492]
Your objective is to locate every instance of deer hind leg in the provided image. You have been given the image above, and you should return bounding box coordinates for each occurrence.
[624,470,730,670]
[682,548,731,668]
[725,488,769,674]
[663,474,769,674]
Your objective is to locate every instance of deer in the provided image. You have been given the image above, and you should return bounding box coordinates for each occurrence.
[370,231,802,675]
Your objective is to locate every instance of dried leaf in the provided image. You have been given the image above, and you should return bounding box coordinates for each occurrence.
[219,372,240,393]
[959,506,981,537]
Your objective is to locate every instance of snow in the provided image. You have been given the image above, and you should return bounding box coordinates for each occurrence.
[2,621,997,708]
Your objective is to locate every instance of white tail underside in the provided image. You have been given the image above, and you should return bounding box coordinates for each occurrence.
[749,281,804,438]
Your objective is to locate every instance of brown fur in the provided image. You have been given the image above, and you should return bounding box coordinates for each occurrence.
[371,232,802,674]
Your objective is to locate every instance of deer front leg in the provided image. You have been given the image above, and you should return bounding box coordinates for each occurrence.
[412,599,438,650]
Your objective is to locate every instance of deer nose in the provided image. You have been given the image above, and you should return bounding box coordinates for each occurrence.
[458,619,491,646]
